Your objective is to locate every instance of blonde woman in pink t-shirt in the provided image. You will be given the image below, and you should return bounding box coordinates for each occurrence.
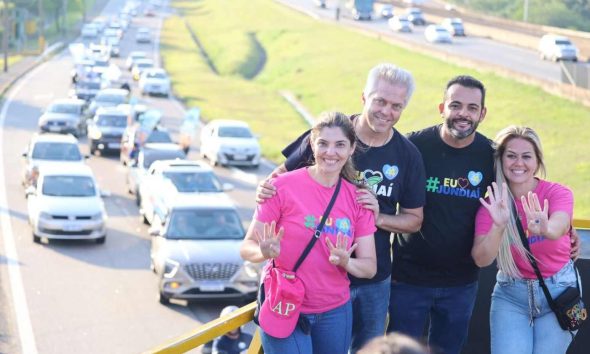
[241,112,377,354]
[472,125,579,354]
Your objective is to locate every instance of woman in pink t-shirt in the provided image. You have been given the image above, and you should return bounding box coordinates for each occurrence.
[472,126,578,354]
[240,112,377,354]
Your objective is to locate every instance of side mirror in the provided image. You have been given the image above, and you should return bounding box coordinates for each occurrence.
[22,151,28,158]
[25,186,36,197]
[222,182,234,192]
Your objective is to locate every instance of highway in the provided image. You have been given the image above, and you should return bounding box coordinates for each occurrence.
[282,0,564,84]
[0,1,582,353]
[0,0,268,353]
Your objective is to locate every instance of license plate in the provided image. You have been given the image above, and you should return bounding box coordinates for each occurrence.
[49,126,61,132]
[233,154,247,160]
[63,224,82,232]
[108,143,121,149]
[200,281,225,292]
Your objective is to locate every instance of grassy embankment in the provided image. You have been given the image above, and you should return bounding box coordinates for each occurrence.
[160,0,590,218]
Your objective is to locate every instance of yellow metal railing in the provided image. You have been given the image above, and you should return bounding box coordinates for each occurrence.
[146,220,590,354]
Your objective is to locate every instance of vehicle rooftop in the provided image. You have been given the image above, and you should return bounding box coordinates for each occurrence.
[32,133,79,143]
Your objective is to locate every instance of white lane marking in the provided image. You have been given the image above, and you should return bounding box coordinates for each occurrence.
[0,66,44,354]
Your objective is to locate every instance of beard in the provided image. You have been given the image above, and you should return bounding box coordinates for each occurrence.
[445,117,480,139]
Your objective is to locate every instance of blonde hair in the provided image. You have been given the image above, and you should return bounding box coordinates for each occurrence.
[363,63,415,107]
[310,112,359,185]
[493,125,545,278]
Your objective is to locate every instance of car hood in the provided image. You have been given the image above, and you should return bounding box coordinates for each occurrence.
[218,138,260,149]
[39,113,80,123]
[162,239,243,264]
[36,195,103,215]
[30,160,84,170]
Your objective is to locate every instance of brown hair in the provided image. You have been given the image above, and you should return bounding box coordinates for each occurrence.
[310,111,359,185]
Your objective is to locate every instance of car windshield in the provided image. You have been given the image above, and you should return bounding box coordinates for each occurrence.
[556,40,572,45]
[146,72,167,79]
[77,81,101,90]
[146,130,173,143]
[42,176,96,197]
[137,62,153,69]
[218,126,253,138]
[48,104,81,114]
[163,171,222,192]
[143,149,185,169]
[31,142,82,161]
[166,209,244,240]
[96,114,127,127]
[131,53,145,59]
[96,93,126,104]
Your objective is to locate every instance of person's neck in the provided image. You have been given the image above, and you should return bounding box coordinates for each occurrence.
[509,178,539,200]
[439,125,475,149]
[355,116,393,147]
[308,166,340,187]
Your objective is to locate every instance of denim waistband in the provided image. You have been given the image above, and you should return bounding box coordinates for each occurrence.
[496,259,576,286]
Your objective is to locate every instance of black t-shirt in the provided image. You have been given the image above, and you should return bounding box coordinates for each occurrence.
[212,332,252,354]
[393,125,494,287]
[282,115,426,285]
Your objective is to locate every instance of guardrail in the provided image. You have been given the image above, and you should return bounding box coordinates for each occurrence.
[146,220,590,354]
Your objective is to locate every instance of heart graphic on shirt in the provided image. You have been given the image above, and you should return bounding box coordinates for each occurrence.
[458,178,469,189]
[383,164,399,180]
[468,171,483,187]
[362,170,383,187]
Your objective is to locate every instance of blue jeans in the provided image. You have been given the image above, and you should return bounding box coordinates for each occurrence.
[260,300,352,354]
[350,276,391,354]
[388,280,478,354]
[490,260,578,354]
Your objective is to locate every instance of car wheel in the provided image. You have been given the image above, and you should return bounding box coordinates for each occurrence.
[96,235,106,244]
[158,291,170,305]
[89,143,96,155]
[33,233,41,244]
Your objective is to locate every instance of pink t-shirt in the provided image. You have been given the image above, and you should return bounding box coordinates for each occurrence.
[255,168,376,313]
[475,179,573,279]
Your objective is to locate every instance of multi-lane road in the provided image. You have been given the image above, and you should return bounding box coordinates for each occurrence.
[0,1,585,353]
[0,1,269,353]
[280,0,565,84]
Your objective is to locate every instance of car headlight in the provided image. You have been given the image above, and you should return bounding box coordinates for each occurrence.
[163,259,180,278]
[91,212,104,221]
[39,212,52,220]
[89,128,102,140]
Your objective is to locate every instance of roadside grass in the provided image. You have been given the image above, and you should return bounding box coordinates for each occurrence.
[162,0,590,218]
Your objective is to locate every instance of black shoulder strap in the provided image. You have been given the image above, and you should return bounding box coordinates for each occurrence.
[511,202,580,312]
[293,177,342,272]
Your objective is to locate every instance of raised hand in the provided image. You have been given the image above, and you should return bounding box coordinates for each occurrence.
[256,221,284,259]
[325,232,358,268]
[521,191,549,236]
[479,182,510,228]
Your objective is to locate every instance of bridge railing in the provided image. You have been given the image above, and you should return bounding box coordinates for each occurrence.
[145,220,590,354]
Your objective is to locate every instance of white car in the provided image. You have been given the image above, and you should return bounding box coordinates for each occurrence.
[136,27,151,43]
[539,34,578,62]
[81,23,98,38]
[441,17,465,36]
[200,120,261,168]
[125,51,147,70]
[149,194,260,305]
[21,133,86,189]
[27,164,107,244]
[131,58,154,80]
[138,68,171,97]
[139,159,233,225]
[389,16,413,33]
[424,25,452,43]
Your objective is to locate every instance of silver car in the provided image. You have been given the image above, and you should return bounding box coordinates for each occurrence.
[27,164,107,244]
[149,195,260,305]
[38,98,86,137]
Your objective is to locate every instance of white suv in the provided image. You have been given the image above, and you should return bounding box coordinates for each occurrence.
[539,34,578,62]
